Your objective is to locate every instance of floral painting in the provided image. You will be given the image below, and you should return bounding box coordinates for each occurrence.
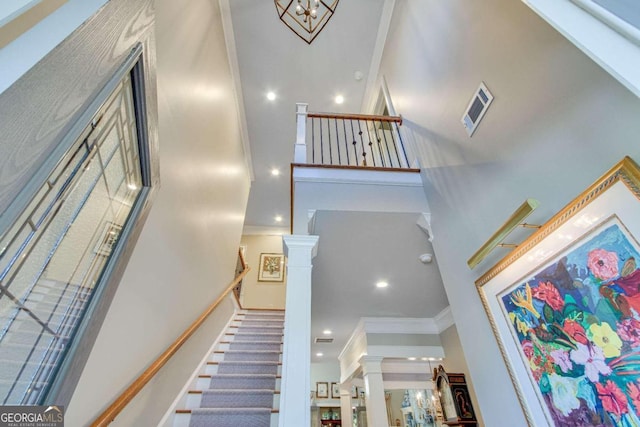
[258,253,285,282]
[501,218,640,426]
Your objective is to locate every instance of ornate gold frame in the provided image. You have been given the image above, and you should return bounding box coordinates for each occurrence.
[475,156,640,426]
[477,156,640,287]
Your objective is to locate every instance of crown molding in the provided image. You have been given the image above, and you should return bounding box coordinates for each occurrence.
[360,317,439,334]
[361,0,396,113]
[434,306,455,333]
[219,0,254,181]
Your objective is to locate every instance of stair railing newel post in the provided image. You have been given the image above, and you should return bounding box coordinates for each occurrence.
[294,103,309,164]
[280,235,319,427]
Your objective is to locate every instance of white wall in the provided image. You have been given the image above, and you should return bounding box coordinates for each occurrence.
[66,0,251,425]
[239,234,287,309]
[311,361,342,406]
[0,0,250,424]
[378,0,640,425]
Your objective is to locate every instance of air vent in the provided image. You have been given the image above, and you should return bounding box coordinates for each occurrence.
[461,82,493,137]
[315,337,334,344]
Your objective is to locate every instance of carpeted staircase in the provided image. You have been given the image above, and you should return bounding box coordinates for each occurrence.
[172,309,284,427]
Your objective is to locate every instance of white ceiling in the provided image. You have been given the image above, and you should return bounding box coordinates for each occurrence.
[310,211,449,360]
[229,0,386,229]
[228,0,450,362]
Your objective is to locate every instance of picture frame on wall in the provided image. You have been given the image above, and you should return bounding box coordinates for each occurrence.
[331,382,340,399]
[476,157,640,426]
[351,385,358,399]
[258,253,285,282]
[316,382,329,399]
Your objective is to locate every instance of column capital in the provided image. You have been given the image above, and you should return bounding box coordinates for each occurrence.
[359,355,384,375]
[283,234,319,260]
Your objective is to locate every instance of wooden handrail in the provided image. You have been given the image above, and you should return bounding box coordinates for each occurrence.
[307,111,402,124]
[91,266,251,426]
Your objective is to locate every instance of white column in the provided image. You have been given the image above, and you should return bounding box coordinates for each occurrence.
[360,356,387,427]
[339,382,353,424]
[279,235,319,427]
[294,103,308,164]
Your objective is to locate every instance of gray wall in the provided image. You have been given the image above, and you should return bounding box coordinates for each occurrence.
[378,0,640,425]
[0,0,251,424]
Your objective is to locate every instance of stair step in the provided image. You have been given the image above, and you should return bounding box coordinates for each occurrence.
[196,389,275,408]
[176,408,277,427]
[226,341,281,351]
[208,374,277,390]
[213,361,280,375]
[220,350,281,362]
[229,333,283,342]
[168,310,287,426]
[171,411,279,427]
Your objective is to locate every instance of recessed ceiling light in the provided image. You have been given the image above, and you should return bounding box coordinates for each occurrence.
[275,215,283,222]
[316,352,324,357]
[408,357,417,361]
[127,183,138,190]
[421,357,428,361]
[323,329,332,335]
[376,281,388,288]
[334,95,344,104]
[266,91,276,101]
[271,168,280,176]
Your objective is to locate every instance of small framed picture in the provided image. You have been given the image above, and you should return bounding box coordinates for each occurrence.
[351,385,358,399]
[258,253,285,282]
[316,382,328,399]
[331,382,340,399]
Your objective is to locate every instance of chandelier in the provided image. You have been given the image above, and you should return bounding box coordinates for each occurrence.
[274,0,340,45]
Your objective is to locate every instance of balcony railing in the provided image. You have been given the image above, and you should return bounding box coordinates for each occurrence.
[294,103,410,169]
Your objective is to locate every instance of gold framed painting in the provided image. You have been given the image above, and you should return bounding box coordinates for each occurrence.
[258,253,285,282]
[476,156,640,426]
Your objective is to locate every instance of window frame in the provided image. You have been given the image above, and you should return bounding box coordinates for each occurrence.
[2,43,159,406]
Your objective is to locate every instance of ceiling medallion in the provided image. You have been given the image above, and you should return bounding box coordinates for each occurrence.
[274,0,340,45]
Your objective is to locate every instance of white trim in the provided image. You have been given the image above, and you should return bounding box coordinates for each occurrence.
[361,0,396,113]
[434,306,455,333]
[360,317,439,334]
[522,0,640,98]
[307,209,317,234]
[381,360,442,374]
[293,166,422,187]
[572,0,640,46]
[368,345,445,359]
[416,212,433,242]
[338,319,366,361]
[219,0,255,180]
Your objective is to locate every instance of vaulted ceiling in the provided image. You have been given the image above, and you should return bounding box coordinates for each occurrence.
[228,0,450,362]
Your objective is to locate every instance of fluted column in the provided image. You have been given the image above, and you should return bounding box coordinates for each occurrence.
[279,235,319,427]
[360,356,387,427]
